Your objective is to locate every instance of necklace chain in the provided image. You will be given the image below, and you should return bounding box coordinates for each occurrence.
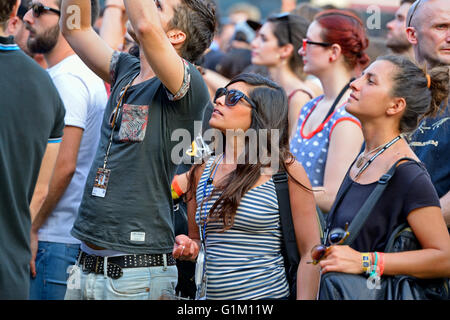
[354,135,402,180]
[356,140,393,168]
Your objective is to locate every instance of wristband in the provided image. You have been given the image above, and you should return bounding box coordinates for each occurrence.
[370,252,378,277]
[171,175,184,200]
[104,4,125,11]
[377,252,385,277]
[361,253,371,274]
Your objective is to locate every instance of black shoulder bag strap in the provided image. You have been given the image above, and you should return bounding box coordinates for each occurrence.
[273,171,300,298]
[321,78,355,123]
[341,157,418,246]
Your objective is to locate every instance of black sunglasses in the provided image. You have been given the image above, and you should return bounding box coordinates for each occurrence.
[273,13,293,45]
[214,87,256,109]
[308,223,349,265]
[29,3,61,18]
[302,38,332,52]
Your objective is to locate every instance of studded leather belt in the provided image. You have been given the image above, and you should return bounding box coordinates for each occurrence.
[79,251,177,279]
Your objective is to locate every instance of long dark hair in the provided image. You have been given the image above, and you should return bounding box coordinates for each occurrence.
[267,14,310,80]
[188,73,311,230]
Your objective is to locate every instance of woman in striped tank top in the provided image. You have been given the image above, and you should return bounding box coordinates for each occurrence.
[172,74,320,300]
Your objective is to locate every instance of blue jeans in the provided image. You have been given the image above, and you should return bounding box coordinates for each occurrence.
[64,255,178,300]
[29,241,80,300]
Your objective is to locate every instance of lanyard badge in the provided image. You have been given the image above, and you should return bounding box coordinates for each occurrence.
[92,75,138,198]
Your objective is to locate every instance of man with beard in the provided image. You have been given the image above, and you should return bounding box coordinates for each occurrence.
[22,0,108,300]
[0,0,65,300]
[406,0,450,229]
[386,0,415,60]
[6,0,47,68]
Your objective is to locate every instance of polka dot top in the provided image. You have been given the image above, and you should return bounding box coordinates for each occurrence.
[290,95,361,187]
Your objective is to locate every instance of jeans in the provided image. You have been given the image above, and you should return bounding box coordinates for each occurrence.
[29,241,80,300]
[64,255,178,300]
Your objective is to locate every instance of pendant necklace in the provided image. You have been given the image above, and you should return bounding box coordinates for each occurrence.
[354,135,402,180]
[356,140,392,168]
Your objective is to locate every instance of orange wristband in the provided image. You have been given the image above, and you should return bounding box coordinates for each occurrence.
[378,252,385,277]
[172,175,184,198]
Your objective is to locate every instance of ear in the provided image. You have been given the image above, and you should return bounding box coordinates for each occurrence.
[279,43,294,60]
[405,27,418,45]
[167,29,186,46]
[329,43,342,63]
[7,16,20,35]
[386,97,407,117]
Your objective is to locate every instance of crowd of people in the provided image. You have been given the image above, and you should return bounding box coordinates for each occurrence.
[0,0,449,301]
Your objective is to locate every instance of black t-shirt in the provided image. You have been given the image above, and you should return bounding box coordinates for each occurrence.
[72,52,210,254]
[0,36,65,299]
[327,161,441,252]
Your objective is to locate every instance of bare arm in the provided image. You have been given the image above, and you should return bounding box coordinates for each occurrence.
[172,165,205,261]
[314,120,363,213]
[99,0,128,51]
[288,92,311,142]
[31,126,83,233]
[124,0,185,95]
[60,0,114,82]
[30,127,83,277]
[440,191,450,227]
[320,206,450,279]
[202,68,230,98]
[29,143,60,220]
[287,160,321,300]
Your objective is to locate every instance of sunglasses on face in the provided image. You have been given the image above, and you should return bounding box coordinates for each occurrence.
[302,38,332,52]
[273,13,293,44]
[29,3,61,18]
[308,223,349,265]
[214,87,257,109]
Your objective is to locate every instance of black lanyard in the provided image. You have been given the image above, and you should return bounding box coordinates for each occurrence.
[320,78,354,124]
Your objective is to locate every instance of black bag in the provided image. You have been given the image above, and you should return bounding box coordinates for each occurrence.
[273,171,300,300]
[318,158,450,300]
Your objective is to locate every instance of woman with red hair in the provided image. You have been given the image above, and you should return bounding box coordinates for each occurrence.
[290,10,369,214]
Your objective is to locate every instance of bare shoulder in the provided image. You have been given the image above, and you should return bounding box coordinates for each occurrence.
[284,158,313,189]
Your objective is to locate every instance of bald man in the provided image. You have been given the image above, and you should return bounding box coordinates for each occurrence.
[406,0,450,228]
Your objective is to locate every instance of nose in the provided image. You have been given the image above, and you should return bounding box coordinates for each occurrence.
[23,7,34,25]
[349,76,361,91]
[386,19,394,30]
[298,45,305,56]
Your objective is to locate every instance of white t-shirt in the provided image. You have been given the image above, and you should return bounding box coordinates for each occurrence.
[38,55,107,244]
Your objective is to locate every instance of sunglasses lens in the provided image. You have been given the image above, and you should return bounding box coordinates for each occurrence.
[328,227,348,245]
[311,244,327,262]
[225,90,242,106]
[31,4,42,17]
[214,88,226,103]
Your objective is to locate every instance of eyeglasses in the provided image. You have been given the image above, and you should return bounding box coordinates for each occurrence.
[308,223,349,265]
[407,0,422,28]
[214,87,256,109]
[29,3,61,18]
[273,13,293,45]
[302,39,332,52]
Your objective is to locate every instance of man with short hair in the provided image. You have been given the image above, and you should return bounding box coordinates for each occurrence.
[386,0,415,60]
[406,0,450,227]
[0,0,65,300]
[61,0,216,299]
[22,0,108,300]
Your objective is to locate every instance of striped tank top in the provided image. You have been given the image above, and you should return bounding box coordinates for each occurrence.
[195,156,289,300]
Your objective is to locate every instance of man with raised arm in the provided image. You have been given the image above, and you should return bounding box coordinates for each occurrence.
[60,0,216,299]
